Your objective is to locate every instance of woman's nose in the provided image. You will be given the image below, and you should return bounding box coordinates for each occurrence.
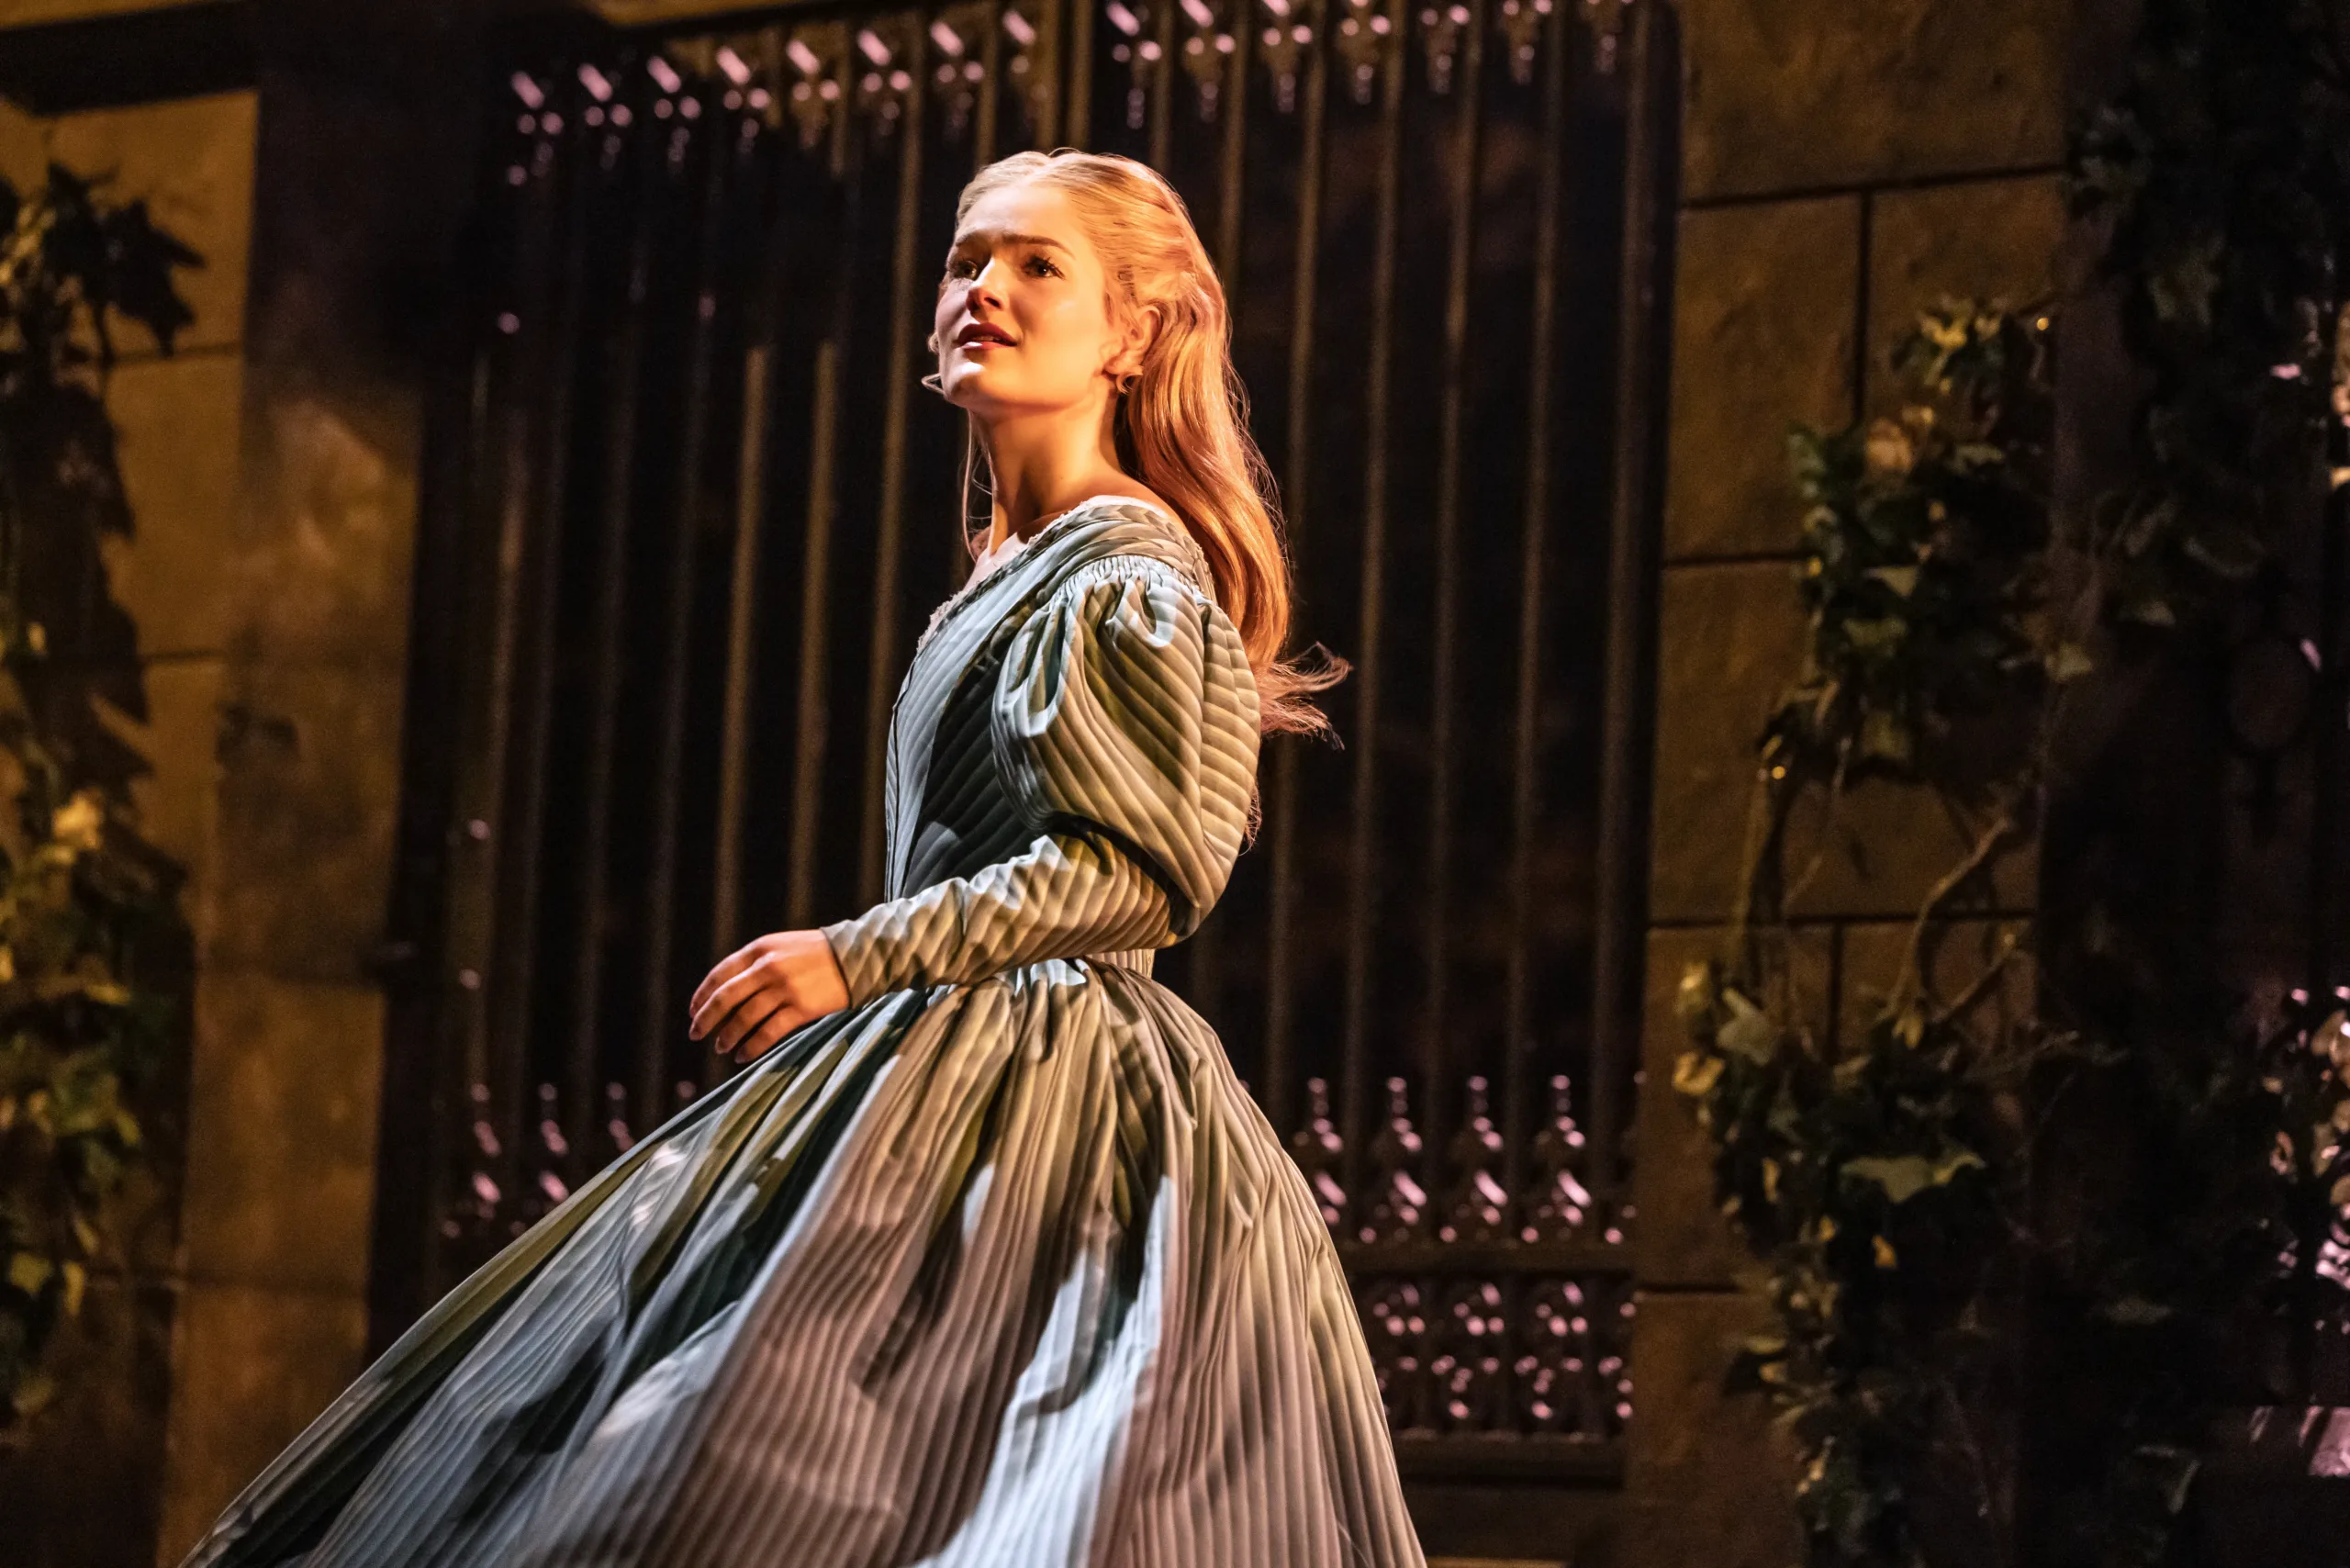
[970,255,1013,304]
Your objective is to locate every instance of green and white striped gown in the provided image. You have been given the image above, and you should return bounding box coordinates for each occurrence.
[181,497,1426,1568]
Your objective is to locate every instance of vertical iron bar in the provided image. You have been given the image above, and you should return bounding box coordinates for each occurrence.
[1422,0,1484,1170]
[864,28,933,906]
[1501,0,1567,1217]
[791,71,856,926]
[477,120,565,1203]
[1338,0,1402,1205]
[577,122,660,1135]
[976,0,1003,166]
[1036,0,1066,146]
[1213,0,1252,287]
[1591,0,1667,1219]
[495,109,595,1165]
[715,339,773,958]
[2310,286,2347,1000]
[1263,0,1329,1147]
[791,340,843,927]
[641,96,733,1094]
[430,344,501,1296]
[1068,0,1094,144]
[1147,0,1176,168]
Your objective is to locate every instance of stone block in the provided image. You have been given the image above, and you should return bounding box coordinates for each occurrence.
[1779,776,2040,923]
[1679,0,2065,202]
[43,91,256,355]
[1635,924,1831,1290]
[207,660,404,981]
[0,0,198,25]
[179,969,384,1295]
[229,383,420,669]
[0,86,40,178]
[1406,1482,1614,1563]
[1647,562,2038,925]
[108,654,223,887]
[1836,916,2034,1049]
[1619,1289,1803,1568]
[1664,196,1860,561]
[585,0,800,24]
[1867,174,2066,409]
[0,1274,176,1568]
[157,1280,368,1565]
[1647,561,1807,924]
[101,351,241,660]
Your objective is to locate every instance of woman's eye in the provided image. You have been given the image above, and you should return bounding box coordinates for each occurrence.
[1027,255,1061,276]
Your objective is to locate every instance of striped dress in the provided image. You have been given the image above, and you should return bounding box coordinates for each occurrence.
[179,496,1427,1568]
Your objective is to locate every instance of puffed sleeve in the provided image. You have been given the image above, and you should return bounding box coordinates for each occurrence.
[820,559,1260,1003]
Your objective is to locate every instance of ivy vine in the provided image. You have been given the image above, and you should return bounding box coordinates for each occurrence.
[1673,301,2060,1568]
[0,164,196,1428]
[1672,2,2350,1562]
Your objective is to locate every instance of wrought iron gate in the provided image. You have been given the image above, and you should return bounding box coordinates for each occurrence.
[373,0,1673,1534]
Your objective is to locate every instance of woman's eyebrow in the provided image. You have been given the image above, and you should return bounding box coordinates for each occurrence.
[947,230,1071,253]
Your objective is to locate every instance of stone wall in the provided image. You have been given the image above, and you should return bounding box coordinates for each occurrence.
[1620,1,2072,1564]
[0,2,483,1560]
[0,77,275,1568]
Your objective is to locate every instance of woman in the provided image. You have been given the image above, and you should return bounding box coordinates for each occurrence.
[181,149,1424,1568]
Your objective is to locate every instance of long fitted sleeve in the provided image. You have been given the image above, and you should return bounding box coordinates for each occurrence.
[822,556,1260,1005]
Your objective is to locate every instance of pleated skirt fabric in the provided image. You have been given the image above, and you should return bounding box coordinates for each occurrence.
[235,965,1418,1568]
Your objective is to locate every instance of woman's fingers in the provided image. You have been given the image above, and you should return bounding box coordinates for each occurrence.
[711,983,792,1057]
[689,930,851,1062]
[688,935,772,1021]
[691,949,785,1040]
[733,1002,813,1064]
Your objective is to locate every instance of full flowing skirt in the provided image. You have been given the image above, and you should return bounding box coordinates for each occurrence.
[188,958,1424,1568]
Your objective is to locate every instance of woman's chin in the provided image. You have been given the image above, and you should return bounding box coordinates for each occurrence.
[946,375,1056,416]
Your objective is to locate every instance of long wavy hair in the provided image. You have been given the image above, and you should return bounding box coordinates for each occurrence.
[946,149,1341,736]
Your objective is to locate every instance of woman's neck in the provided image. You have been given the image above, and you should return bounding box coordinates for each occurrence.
[973,405,1131,552]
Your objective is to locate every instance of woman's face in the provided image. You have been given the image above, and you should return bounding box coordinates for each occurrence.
[934,179,1139,417]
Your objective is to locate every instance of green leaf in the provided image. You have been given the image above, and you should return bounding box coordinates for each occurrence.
[1717,989,1780,1064]
[1673,1050,1724,1098]
[2098,1294,2175,1326]
[2048,642,2095,681]
[10,1372,55,1417]
[1840,617,1909,655]
[1841,1148,1985,1204]
[6,1250,52,1295]
[2183,525,2265,582]
[1673,961,1718,1032]
[1860,710,1914,766]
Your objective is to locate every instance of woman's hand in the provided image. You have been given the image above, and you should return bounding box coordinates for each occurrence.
[688,929,851,1064]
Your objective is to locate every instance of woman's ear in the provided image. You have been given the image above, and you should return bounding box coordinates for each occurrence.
[1103,301,1160,384]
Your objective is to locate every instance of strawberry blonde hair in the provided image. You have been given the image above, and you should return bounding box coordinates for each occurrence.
[947,148,1340,736]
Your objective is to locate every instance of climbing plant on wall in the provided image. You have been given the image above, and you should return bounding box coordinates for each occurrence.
[1673,1,2350,1562]
[1673,300,2061,1568]
[0,164,196,1428]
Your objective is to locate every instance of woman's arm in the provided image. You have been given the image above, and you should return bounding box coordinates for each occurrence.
[818,824,1175,1002]
[687,823,1174,1065]
[689,556,1258,1065]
